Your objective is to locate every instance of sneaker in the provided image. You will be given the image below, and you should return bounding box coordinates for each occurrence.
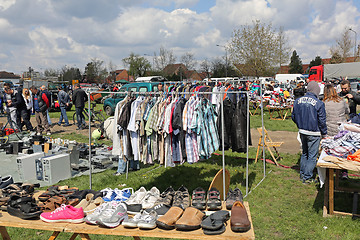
[172,185,190,210]
[226,188,243,210]
[113,172,122,176]
[122,210,143,228]
[126,187,147,215]
[191,187,206,210]
[146,203,171,217]
[97,202,128,228]
[142,187,160,209]
[101,188,117,202]
[84,202,110,224]
[137,210,158,229]
[40,204,84,223]
[113,188,133,202]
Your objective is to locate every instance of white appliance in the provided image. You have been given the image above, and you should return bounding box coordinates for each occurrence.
[40,153,71,184]
[17,152,47,181]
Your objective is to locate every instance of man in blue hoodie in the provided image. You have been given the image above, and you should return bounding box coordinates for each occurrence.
[292,81,327,184]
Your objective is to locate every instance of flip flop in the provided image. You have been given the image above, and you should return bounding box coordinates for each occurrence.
[201,210,230,231]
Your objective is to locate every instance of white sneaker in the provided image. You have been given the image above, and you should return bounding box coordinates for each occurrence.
[84,202,110,225]
[141,187,160,209]
[97,201,128,228]
[137,210,158,229]
[122,211,143,228]
[126,187,147,205]
[113,188,133,202]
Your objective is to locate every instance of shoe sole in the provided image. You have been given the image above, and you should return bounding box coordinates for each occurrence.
[97,215,128,228]
[122,222,138,228]
[192,202,206,210]
[138,222,156,229]
[231,225,251,232]
[40,215,84,223]
[127,210,141,215]
[175,224,201,231]
[156,220,175,230]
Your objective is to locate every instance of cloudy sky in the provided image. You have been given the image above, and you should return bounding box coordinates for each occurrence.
[0,0,360,75]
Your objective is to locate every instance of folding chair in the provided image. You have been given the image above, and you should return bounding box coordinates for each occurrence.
[255,128,283,166]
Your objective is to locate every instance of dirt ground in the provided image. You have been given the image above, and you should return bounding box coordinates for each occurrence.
[0,116,301,155]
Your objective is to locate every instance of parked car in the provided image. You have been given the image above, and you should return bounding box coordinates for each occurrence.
[103,82,159,116]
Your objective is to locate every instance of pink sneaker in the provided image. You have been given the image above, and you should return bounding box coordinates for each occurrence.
[40,204,84,223]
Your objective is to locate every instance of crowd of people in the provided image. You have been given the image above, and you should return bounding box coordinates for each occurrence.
[292,79,360,183]
[1,83,90,135]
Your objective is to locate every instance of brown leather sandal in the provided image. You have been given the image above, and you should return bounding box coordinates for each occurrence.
[38,195,66,212]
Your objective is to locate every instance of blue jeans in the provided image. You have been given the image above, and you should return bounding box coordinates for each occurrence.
[75,107,85,127]
[58,106,69,125]
[300,134,321,180]
[46,110,52,125]
[117,158,126,174]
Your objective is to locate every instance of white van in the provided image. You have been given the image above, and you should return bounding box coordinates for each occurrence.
[275,74,305,84]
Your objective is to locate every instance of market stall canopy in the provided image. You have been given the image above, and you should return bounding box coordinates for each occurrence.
[115,79,129,84]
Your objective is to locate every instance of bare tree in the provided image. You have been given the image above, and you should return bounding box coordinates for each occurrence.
[277,26,291,69]
[200,59,211,79]
[228,20,288,77]
[153,46,176,71]
[180,52,196,70]
[330,27,353,62]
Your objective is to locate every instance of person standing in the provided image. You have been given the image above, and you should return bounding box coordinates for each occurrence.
[40,85,52,125]
[57,86,71,126]
[338,80,360,115]
[21,88,34,131]
[30,86,50,135]
[3,83,20,131]
[293,81,306,100]
[323,84,350,180]
[292,81,327,184]
[72,83,87,130]
[323,84,349,136]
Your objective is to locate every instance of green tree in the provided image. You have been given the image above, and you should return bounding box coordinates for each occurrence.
[288,50,303,74]
[122,53,151,79]
[306,56,322,73]
[84,58,107,83]
[61,66,81,84]
[229,20,289,77]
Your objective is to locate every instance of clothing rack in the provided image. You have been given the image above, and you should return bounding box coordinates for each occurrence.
[87,85,267,200]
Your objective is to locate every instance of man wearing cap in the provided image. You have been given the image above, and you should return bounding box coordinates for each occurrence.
[292,81,327,184]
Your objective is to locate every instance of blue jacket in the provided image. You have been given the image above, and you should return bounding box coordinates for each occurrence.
[292,92,327,136]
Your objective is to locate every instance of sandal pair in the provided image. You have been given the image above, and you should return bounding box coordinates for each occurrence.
[38,195,67,212]
[7,195,42,219]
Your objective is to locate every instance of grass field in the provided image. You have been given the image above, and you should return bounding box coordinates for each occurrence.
[5,146,360,239]
[10,102,356,239]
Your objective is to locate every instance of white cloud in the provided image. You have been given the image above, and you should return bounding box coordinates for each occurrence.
[0,0,360,73]
[0,0,16,11]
